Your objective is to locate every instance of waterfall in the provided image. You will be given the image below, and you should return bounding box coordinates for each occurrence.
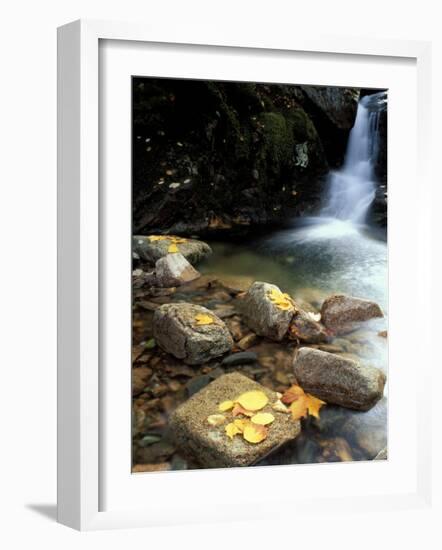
[321,91,386,224]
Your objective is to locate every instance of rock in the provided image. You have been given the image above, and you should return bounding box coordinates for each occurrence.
[152,303,233,365]
[374,446,388,460]
[185,374,212,397]
[133,269,157,288]
[217,274,254,293]
[132,367,153,396]
[155,253,200,287]
[288,309,328,343]
[300,86,359,130]
[221,351,258,367]
[237,333,260,350]
[293,347,386,411]
[170,372,301,468]
[133,235,212,266]
[320,294,384,335]
[241,282,294,341]
[341,398,387,458]
[132,463,171,473]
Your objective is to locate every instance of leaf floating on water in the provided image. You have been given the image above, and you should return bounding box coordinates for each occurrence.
[243,423,268,444]
[289,395,308,420]
[218,400,235,412]
[267,288,295,311]
[168,243,179,253]
[225,422,241,439]
[194,313,215,326]
[207,414,226,426]
[281,385,305,405]
[305,393,326,418]
[251,412,275,425]
[232,404,255,417]
[236,390,269,411]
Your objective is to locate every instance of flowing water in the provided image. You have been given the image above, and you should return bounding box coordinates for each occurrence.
[200,92,388,463]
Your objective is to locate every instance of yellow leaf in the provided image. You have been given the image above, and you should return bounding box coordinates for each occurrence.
[218,400,234,412]
[272,399,290,414]
[251,412,275,426]
[207,414,226,426]
[194,313,214,326]
[281,384,305,405]
[305,393,326,418]
[236,390,269,411]
[243,423,268,444]
[168,243,179,253]
[225,422,241,439]
[148,235,167,242]
[233,419,249,432]
[267,288,295,311]
[289,395,308,420]
[232,403,255,417]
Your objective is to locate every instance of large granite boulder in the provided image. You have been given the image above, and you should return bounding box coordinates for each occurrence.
[152,303,233,365]
[155,253,200,287]
[133,235,212,266]
[241,282,294,341]
[170,372,301,468]
[293,347,386,411]
[320,294,384,335]
[300,86,359,130]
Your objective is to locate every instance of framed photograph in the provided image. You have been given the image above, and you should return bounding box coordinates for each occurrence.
[57,19,433,530]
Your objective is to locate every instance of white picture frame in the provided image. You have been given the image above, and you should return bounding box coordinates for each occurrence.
[57,19,433,531]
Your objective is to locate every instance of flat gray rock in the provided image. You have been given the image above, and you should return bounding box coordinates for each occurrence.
[155,253,200,287]
[293,347,386,411]
[152,303,233,365]
[241,282,294,341]
[170,372,301,468]
[320,294,383,335]
[133,235,212,266]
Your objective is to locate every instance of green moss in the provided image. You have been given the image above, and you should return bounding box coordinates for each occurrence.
[290,107,319,142]
[258,112,294,172]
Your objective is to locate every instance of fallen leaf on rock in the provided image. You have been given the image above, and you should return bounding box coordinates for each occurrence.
[289,396,308,420]
[232,404,255,417]
[218,400,234,412]
[305,394,326,418]
[236,390,269,411]
[207,414,226,426]
[251,412,275,425]
[233,419,249,432]
[194,313,215,325]
[281,385,305,405]
[225,422,241,439]
[267,288,295,311]
[148,235,167,242]
[243,423,268,444]
[168,243,179,253]
[272,399,290,414]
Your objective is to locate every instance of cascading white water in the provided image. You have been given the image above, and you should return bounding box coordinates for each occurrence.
[321,91,386,224]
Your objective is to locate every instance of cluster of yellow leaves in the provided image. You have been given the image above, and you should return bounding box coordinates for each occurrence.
[267,288,295,311]
[281,384,326,420]
[194,313,215,326]
[147,235,188,253]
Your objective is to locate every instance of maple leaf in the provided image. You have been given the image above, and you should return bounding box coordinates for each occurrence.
[251,412,275,426]
[236,390,269,411]
[218,400,234,412]
[232,404,255,417]
[194,313,215,326]
[305,393,326,418]
[281,384,305,405]
[148,235,167,242]
[243,423,268,444]
[207,414,226,426]
[225,422,241,439]
[289,395,308,420]
[267,288,295,311]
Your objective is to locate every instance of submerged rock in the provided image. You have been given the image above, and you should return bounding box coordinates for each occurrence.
[320,294,384,335]
[152,303,233,365]
[155,253,200,287]
[170,372,301,468]
[241,282,295,341]
[221,351,258,367]
[133,235,212,266]
[293,347,386,411]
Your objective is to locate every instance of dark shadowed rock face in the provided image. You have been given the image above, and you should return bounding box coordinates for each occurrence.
[170,372,301,468]
[300,86,360,130]
[320,294,383,335]
[133,235,212,266]
[293,347,386,411]
[241,282,294,341]
[152,303,233,365]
